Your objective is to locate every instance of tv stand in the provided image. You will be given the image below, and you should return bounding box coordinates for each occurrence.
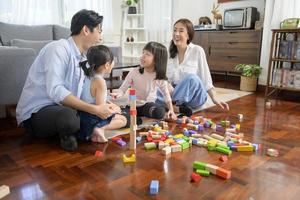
[192,29,262,74]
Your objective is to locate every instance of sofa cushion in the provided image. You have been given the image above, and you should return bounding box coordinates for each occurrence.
[10,39,51,54]
[0,22,53,45]
[53,25,70,40]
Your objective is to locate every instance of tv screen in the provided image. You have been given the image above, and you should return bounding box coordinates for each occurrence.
[224,9,244,27]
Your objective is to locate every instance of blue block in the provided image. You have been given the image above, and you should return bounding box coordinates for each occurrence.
[188,130,197,135]
[252,143,259,151]
[193,120,199,125]
[150,180,159,195]
[164,131,171,136]
[192,138,198,145]
[198,124,204,132]
[183,130,190,136]
[116,139,126,147]
[129,95,136,101]
[204,121,210,128]
[136,136,142,143]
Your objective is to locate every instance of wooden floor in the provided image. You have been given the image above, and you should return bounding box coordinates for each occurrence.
[1,86,300,199]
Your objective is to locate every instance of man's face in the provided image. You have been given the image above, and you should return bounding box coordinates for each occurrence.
[84,24,103,51]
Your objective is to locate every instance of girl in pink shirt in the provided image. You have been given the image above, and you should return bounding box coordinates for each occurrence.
[112,42,177,120]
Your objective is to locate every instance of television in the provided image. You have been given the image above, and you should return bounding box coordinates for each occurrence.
[223,7,258,29]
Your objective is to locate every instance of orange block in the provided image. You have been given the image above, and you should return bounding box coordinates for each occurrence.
[216,167,231,179]
[112,136,122,142]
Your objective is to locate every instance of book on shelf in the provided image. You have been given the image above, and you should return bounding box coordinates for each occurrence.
[274,68,300,89]
[278,40,300,60]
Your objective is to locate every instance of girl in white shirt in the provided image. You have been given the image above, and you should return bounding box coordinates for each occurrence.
[79,45,127,143]
[157,18,229,116]
[112,42,177,120]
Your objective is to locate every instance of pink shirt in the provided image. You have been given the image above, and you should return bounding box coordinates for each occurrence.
[118,67,172,106]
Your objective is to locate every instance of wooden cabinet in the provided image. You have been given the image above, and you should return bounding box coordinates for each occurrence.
[192,30,262,73]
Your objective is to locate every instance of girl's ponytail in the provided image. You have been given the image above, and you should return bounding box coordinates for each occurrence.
[79,60,91,77]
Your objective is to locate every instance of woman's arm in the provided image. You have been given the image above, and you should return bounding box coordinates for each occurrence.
[207,88,229,111]
[158,80,177,120]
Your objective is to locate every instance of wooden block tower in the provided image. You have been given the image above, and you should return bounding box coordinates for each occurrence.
[129,88,137,150]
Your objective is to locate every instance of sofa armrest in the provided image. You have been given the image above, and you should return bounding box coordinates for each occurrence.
[0,47,36,105]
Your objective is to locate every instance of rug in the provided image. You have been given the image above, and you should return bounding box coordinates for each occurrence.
[105,87,251,139]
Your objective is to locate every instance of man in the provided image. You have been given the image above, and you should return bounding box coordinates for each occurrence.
[16,9,115,151]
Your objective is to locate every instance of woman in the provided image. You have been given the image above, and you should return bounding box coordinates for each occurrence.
[157,18,229,116]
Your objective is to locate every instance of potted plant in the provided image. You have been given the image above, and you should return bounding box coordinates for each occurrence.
[235,64,262,92]
[125,0,139,14]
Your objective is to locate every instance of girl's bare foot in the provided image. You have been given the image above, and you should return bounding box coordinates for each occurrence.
[91,127,108,143]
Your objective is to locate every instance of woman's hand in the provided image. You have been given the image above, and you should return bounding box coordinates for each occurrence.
[212,97,229,111]
[166,110,177,121]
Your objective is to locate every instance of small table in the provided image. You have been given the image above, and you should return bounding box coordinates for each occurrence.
[108,63,139,92]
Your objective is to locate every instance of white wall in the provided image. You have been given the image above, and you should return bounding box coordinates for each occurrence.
[172,0,265,25]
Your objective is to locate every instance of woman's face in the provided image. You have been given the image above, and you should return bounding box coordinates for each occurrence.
[140,49,155,70]
[172,22,189,47]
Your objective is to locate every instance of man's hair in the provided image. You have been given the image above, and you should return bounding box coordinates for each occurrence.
[139,42,168,80]
[70,9,103,36]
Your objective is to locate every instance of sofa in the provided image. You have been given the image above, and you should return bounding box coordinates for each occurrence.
[0,22,122,117]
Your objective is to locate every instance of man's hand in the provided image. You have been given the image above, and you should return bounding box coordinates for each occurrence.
[94,104,114,119]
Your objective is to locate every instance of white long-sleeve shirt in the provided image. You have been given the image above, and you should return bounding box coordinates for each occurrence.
[118,67,172,106]
[166,42,214,91]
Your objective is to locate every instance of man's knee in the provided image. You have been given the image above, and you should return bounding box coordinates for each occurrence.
[56,108,80,135]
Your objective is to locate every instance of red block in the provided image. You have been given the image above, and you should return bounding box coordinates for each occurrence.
[190,172,202,183]
[130,109,137,116]
[216,168,231,179]
[219,155,228,162]
[147,136,153,142]
[153,139,161,143]
[112,136,121,142]
[95,151,103,157]
[129,89,136,95]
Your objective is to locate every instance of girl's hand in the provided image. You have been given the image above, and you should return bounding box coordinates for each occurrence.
[212,97,229,111]
[166,110,177,121]
[109,92,122,99]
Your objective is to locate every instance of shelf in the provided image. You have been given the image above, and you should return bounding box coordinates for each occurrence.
[124,28,146,31]
[267,85,300,92]
[124,41,147,45]
[271,58,300,63]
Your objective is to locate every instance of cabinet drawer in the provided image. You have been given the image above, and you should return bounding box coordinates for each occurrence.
[210,47,260,57]
[209,31,261,43]
[208,55,259,72]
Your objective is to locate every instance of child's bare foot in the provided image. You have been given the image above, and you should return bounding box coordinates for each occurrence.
[91,127,108,143]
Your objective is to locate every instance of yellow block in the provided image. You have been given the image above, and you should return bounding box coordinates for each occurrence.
[173,134,184,139]
[208,139,218,147]
[237,145,253,152]
[123,154,136,163]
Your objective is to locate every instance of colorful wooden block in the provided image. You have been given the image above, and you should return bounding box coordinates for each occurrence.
[150,180,159,195]
[190,172,202,183]
[237,145,254,152]
[196,169,210,176]
[112,136,122,142]
[267,148,279,157]
[129,89,136,95]
[116,139,126,147]
[144,142,156,150]
[162,146,171,156]
[219,155,228,162]
[211,133,224,141]
[216,167,231,179]
[205,164,218,175]
[193,161,206,170]
[94,150,103,157]
[181,142,190,150]
[129,95,136,101]
[171,144,182,152]
[0,185,10,199]
[215,146,232,155]
[122,154,136,163]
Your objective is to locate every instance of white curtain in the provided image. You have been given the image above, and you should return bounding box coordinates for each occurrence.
[259,0,300,85]
[144,0,172,46]
[0,0,113,32]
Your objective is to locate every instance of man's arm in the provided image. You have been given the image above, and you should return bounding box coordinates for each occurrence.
[63,94,113,119]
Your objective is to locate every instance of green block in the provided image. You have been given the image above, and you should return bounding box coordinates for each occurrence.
[183,136,189,142]
[181,142,190,150]
[196,169,210,176]
[216,146,232,155]
[193,161,206,170]
[220,120,226,127]
[144,142,156,150]
[217,143,230,150]
[207,144,216,151]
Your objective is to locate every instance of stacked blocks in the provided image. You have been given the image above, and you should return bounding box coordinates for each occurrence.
[129,88,137,150]
[193,161,231,180]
